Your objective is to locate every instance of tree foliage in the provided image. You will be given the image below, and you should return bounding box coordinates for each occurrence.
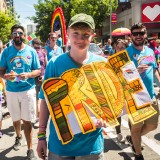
[0,11,17,44]
[31,0,118,42]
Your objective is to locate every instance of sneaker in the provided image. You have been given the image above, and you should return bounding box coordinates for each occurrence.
[0,130,3,138]
[34,119,39,128]
[134,154,144,160]
[26,149,37,160]
[13,135,22,151]
[117,133,125,143]
[126,135,133,145]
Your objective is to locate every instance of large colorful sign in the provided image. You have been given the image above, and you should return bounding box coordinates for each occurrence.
[142,2,160,23]
[42,50,157,144]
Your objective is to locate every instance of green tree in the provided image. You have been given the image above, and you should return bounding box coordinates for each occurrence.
[31,0,118,42]
[0,11,17,44]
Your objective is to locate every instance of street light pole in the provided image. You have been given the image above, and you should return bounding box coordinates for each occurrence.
[110,0,112,39]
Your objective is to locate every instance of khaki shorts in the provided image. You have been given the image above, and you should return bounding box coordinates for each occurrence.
[131,99,159,128]
[6,88,36,122]
[48,152,104,160]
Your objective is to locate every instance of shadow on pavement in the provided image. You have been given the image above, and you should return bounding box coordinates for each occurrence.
[2,125,14,137]
[154,133,160,141]
[0,147,25,160]
[104,138,133,160]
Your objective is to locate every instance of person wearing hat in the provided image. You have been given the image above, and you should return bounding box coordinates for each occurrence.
[45,32,63,61]
[37,13,107,160]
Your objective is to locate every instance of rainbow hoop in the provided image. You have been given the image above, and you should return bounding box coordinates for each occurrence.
[51,7,67,46]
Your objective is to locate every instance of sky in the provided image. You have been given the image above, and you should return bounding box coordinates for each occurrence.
[14,0,38,28]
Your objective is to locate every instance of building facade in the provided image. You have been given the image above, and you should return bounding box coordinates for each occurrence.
[27,24,37,36]
[101,0,160,43]
[0,0,7,12]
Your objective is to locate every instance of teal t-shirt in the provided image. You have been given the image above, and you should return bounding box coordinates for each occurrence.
[126,44,157,99]
[39,52,107,156]
[0,45,41,92]
[45,45,63,61]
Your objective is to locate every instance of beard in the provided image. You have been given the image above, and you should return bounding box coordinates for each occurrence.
[132,38,145,47]
[13,37,24,46]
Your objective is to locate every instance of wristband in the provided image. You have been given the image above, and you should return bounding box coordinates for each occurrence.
[37,132,46,140]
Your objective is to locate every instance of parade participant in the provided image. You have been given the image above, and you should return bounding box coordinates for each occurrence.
[114,39,128,143]
[125,23,160,160]
[45,32,63,61]
[37,13,107,160]
[32,38,47,127]
[56,34,62,47]
[0,24,41,160]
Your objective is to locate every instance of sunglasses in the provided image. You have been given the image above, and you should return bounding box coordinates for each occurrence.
[12,31,24,36]
[132,32,146,36]
[50,37,57,40]
[34,46,41,50]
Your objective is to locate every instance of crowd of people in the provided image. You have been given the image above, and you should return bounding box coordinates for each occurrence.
[0,13,159,160]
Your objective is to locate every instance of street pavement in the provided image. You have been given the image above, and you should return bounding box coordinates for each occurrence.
[0,87,160,160]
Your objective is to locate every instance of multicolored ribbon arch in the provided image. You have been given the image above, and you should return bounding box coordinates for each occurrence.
[51,7,67,45]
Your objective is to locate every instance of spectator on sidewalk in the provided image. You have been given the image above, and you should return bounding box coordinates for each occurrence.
[45,32,63,61]
[37,13,107,160]
[125,23,160,160]
[0,24,41,160]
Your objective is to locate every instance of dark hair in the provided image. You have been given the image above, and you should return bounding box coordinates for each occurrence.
[32,38,41,45]
[130,23,147,33]
[48,32,57,38]
[11,24,25,34]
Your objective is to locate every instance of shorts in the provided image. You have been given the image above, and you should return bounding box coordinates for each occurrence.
[6,88,36,122]
[48,152,104,160]
[131,98,159,128]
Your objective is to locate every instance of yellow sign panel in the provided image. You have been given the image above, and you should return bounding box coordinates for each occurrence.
[42,50,156,144]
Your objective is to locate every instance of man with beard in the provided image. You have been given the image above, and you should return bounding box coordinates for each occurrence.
[0,24,41,160]
[125,23,160,160]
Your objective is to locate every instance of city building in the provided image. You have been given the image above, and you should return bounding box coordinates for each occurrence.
[0,0,8,12]
[0,0,14,14]
[27,24,37,36]
[100,0,160,43]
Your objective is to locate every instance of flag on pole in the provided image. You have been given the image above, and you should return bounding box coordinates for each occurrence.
[27,33,36,42]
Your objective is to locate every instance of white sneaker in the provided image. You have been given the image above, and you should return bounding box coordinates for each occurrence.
[117,133,125,143]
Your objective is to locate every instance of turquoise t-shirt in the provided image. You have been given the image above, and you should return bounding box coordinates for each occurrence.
[45,45,63,61]
[39,52,107,156]
[0,45,41,92]
[126,44,157,99]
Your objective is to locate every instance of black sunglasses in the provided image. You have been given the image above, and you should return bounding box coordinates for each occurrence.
[132,32,146,36]
[12,31,24,36]
[34,46,41,49]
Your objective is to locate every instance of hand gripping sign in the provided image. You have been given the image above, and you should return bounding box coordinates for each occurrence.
[42,50,157,144]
